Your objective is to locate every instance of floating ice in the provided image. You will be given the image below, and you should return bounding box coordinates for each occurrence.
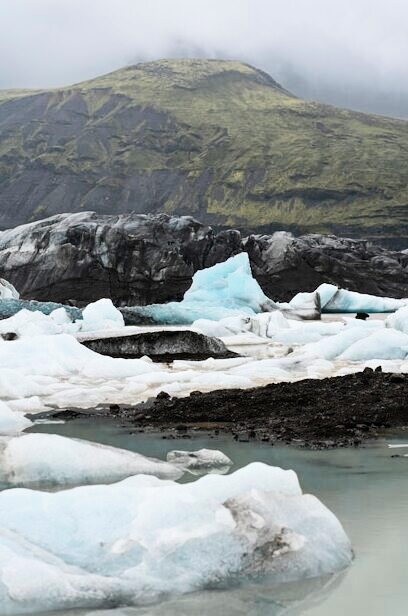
[0,299,125,338]
[0,463,352,614]
[0,308,79,337]
[386,306,408,334]
[339,329,408,361]
[124,253,277,324]
[81,298,125,332]
[0,433,183,488]
[291,283,408,314]
[0,278,19,300]
[0,401,32,436]
[193,311,291,339]
[0,333,159,380]
[167,448,233,475]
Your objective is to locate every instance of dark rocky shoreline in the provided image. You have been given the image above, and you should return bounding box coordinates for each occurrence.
[39,369,408,449]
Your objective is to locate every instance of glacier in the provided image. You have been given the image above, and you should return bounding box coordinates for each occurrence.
[0,463,352,615]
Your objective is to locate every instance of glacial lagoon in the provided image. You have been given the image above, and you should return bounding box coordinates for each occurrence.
[30,420,408,616]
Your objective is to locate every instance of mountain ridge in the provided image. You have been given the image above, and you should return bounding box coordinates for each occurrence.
[0,58,407,245]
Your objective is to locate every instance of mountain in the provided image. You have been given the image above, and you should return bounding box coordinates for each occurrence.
[0,59,408,246]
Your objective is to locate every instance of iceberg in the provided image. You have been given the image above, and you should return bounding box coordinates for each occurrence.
[123,254,317,325]
[81,298,125,332]
[0,278,19,300]
[0,401,32,436]
[339,329,408,361]
[0,308,79,337]
[386,305,408,334]
[167,448,233,475]
[0,433,183,488]
[291,283,408,314]
[124,253,277,324]
[0,333,159,380]
[0,299,125,338]
[0,463,352,614]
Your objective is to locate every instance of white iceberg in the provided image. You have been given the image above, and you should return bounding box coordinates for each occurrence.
[0,463,352,614]
[339,328,408,361]
[0,307,79,337]
[80,298,125,332]
[386,305,408,334]
[291,283,408,314]
[0,333,159,380]
[0,298,125,338]
[0,433,183,488]
[0,401,32,436]
[0,278,19,300]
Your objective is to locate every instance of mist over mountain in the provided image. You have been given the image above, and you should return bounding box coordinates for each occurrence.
[1,0,408,118]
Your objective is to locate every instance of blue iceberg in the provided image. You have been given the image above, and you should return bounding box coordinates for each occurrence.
[124,253,279,324]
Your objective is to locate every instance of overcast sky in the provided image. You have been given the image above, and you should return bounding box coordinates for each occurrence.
[1,0,407,117]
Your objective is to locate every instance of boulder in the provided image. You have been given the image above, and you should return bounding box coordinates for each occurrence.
[81,329,237,361]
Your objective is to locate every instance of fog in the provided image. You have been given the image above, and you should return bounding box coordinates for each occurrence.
[1,0,407,117]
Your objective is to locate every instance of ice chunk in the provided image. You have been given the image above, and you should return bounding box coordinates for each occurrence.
[0,463,352,614]
[386,305,408,334]
[300,325,374,360]
[273,321,343,345]
[194,312,292,340]
[167,448,233,475]
[339,329,408,361]
[0,334,159,380]
[0,401,32,436]
[291,284,408,313]
[80,298,125,332]
[124,254,279,324]
[0,278,19,300]
[0,308,78,337]
[0,433,183,488]
[0,299,125,337]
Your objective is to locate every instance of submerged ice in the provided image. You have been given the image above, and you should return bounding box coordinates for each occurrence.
[0,463,352,615]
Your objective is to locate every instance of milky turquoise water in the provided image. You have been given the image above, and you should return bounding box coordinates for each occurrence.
[32,420,408,616]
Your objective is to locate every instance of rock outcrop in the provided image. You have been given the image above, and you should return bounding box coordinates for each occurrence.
[82,330,236,361]
[0,211,407,305]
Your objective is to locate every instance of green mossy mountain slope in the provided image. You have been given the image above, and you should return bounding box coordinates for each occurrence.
[0,59,407,244]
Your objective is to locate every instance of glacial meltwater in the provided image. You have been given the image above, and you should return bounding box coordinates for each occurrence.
[27,419,408,616]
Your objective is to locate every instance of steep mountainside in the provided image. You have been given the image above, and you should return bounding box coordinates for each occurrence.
[1,59,408,245]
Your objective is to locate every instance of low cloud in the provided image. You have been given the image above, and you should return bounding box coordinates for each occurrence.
[1,0,407,116]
